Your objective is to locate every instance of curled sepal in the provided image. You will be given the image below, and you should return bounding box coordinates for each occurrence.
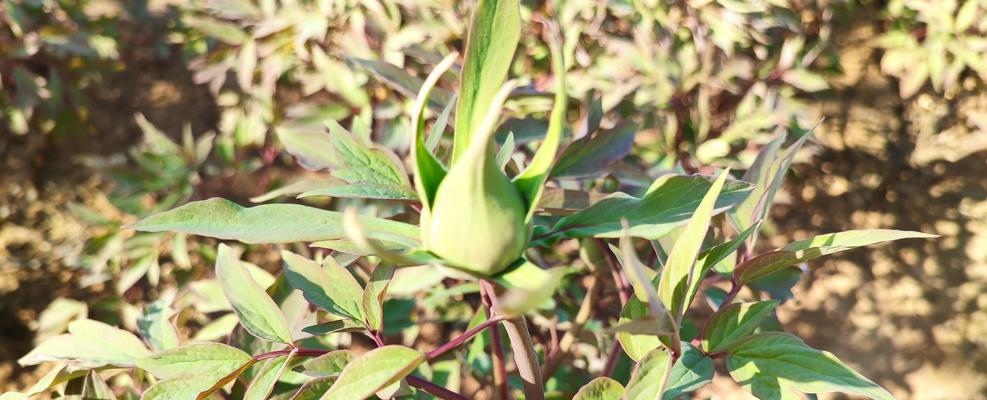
[513,22,568,224]
[425,81,528,276]
[492,260,565,316]
[410,53,458,214]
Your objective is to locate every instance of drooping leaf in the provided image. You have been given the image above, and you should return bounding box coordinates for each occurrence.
[726,333,894,400]
[735,229,937,284]
[572,377,624,400]
[658,170,730,321]
[137,342,252,381]
[513,24,568,224]
[138,300,180,352]
[19,319,150,368]
[702,301,778,353]
[320,345,426,400]
[544,175,752,241]
[551,122,635,178]
[216,244,293,343]
[128,198,420,249]
[452,0,521,163]
[282,250,365,322]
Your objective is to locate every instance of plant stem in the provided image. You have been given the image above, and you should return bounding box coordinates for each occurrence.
[406,375,469,400]
[602,340,623,378]
[426,316,505,359]
[718,278,742,311]
[254,347,328,361]
[480,280,508,400]
[597,238,630,305]
[489,321,509,400]
[503,316,544,400]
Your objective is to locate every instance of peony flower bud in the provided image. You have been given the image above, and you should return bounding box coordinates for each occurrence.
[424,83,528,276]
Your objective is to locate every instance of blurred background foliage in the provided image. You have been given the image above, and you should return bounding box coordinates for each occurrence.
[1,0,986,398]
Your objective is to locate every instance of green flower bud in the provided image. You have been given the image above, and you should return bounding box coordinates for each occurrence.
[426,141,528,276]
[423,82,528,276]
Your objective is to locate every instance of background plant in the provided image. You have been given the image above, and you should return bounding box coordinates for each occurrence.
[1,0,979,398]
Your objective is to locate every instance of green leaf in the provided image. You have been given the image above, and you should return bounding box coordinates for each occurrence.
[545,175,752,241]
[302,350,355,378]
[138,300,181,352]
[702,301,778,353]
[346,57,451,110]
[363,264,395,331]
[551,122,635,179]
[141,376,213,400]
[572,377,624,400]
[76,370,115,400]
[513,25,568,224]
[250,177,344,203]
[736,229,937,284]
[658,170,730,321]
[726,333,894,400]
[282,251,365,322]
[624,344,713,400]
[292,376,338,400]
[321,345,426,400]
[623,347,672,400]
[128,198,420,249]
[410,54,457,211]
[664,343,715,398]
[452,0,521,163]
[323,121,416,200]
[137,342,252,381]
[611,228,674,337]
[302,319,366,336]
[275,123,336,171]
[216,244,293,343]
[244,352,294,400]
[18,319,150,368]
[496,131,515,170]
[615,299,662,361]
[731,133,808,250]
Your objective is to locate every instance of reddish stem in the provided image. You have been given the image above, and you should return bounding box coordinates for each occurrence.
[426,316,506,360]
[406,375,469,400]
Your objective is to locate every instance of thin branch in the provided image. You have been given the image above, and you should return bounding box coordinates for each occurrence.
[481,280,508,400]
[406,375,469,400]
[602,340,623,378]
[426,315,506,359]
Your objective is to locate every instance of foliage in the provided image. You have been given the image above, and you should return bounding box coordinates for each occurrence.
[876,0,987,98]
[0,0,121,135]
[4,0,949,399]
